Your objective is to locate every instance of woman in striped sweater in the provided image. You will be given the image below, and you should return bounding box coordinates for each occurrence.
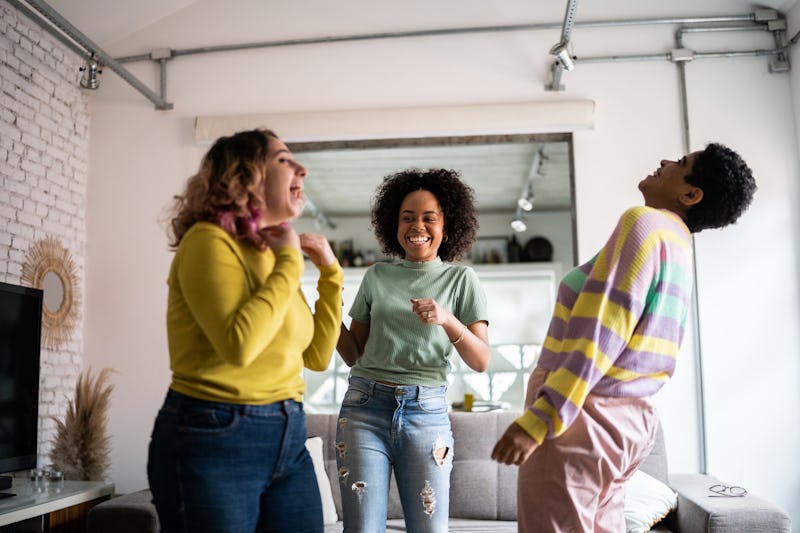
[491,143,756,532]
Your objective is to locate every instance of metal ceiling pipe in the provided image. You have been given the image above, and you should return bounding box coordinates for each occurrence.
[8,0,173,110]
[679,24,768,34]
[576,47,783,64]
[103,11,786,105]
[558,0,580,43]
[7,0,88,61]
[678,23,789,72]
[112,14,760,65]
[546,0,580,91]
[7,0,790,110]
[574,20,783,65]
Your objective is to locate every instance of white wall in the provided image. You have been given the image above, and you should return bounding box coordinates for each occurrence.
[17,0,794,525]
[0,4,90,468]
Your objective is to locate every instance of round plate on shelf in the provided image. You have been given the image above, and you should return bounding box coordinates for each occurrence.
[524,236,553,262]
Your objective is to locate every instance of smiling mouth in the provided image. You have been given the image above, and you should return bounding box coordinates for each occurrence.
[407,235,431,245]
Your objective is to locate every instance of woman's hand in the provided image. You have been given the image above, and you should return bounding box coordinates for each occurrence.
[411,297,490,372]
[491,423,539,465]
[410,298,449,325]
[261,222,301,252]
[299,233,337,266]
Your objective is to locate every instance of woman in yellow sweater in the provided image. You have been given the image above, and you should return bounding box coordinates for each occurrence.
[147,129,343,533]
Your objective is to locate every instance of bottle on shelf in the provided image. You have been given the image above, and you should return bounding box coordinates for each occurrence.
[338,239,354,267]
[507,234,523,263]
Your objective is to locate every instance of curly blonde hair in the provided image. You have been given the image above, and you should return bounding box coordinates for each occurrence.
[168,129,278,250]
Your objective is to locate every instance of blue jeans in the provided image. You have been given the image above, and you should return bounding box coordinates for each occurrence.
[335,376,453,533]
[147,390,323,533]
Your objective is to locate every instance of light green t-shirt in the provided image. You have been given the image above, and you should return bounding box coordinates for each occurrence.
[349,257,488,386]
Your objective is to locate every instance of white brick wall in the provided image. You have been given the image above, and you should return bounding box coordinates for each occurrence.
[0,3,89,469]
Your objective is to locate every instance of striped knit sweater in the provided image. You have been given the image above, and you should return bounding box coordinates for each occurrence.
[516,206,694,444]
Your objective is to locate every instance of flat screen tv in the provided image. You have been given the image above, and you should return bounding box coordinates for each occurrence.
[0,281,43,474]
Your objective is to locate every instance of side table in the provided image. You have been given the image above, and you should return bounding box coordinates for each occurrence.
[0,476,114,532]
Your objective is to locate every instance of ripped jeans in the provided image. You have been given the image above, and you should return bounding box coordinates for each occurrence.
[335,376,453,533]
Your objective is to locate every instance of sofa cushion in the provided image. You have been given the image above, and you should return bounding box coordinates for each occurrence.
[87,489,159,533]
[450,460,499,519]
[449,410,520,521]
[624,469,678,532]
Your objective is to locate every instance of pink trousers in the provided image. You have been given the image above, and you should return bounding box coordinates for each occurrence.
[517,370,658,533]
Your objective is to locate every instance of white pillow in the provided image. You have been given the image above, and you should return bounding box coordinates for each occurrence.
[624,469,678,533]
[305,436,338,525]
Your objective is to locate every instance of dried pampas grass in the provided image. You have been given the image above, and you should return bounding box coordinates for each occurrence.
[50,367,115,481]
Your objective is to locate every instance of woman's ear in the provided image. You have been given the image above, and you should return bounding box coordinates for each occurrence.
[680,186,704,207]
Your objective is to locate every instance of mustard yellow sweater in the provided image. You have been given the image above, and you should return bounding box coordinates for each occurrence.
[166,222,343,404]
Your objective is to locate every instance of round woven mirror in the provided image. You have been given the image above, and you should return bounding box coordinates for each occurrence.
[21,236,80,350]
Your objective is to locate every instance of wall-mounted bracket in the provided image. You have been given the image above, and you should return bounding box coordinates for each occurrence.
[545,62,567,91]
[670,48,695,62]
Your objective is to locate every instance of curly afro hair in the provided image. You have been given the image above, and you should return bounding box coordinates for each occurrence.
[684,143,757,233]
[371,168,479,262]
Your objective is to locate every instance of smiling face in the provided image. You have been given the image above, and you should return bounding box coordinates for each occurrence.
[396,189,445,262]
[262,137,307,226]
[638,151,703,216]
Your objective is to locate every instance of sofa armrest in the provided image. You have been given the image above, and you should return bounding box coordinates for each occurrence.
[667,474,791,533]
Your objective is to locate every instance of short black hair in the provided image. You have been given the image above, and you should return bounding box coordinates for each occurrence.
[371,168,479,262]
[684,143,757,233]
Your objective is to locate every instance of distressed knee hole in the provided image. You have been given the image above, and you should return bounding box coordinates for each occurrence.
[419,480,436,517]
[338,417,348,429]
[351,481,368,503]
[338,467,350,484]
[433,446,449,465]
[432,435,450,466]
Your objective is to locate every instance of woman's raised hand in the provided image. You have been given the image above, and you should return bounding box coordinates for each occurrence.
[261,222,301,252]
[299,233,337,266]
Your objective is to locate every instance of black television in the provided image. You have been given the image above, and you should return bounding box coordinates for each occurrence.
[0,281,43,475]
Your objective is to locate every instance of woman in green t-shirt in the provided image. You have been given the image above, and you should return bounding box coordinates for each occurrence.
[336,168,491,533]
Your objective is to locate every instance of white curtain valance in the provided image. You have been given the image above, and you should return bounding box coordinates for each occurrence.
[194,100,595,144]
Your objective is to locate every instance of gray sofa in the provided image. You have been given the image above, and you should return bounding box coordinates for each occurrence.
[87,411,791,533]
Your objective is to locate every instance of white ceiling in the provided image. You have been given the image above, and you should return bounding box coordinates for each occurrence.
[44,0,797,50]
[34,0,794,218]
[45,0,198,47]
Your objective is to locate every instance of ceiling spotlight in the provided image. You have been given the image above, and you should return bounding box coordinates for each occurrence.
[550,42,575,71]
[517,194,534,212]
[510,217,527,233]
[79,55,102,90]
